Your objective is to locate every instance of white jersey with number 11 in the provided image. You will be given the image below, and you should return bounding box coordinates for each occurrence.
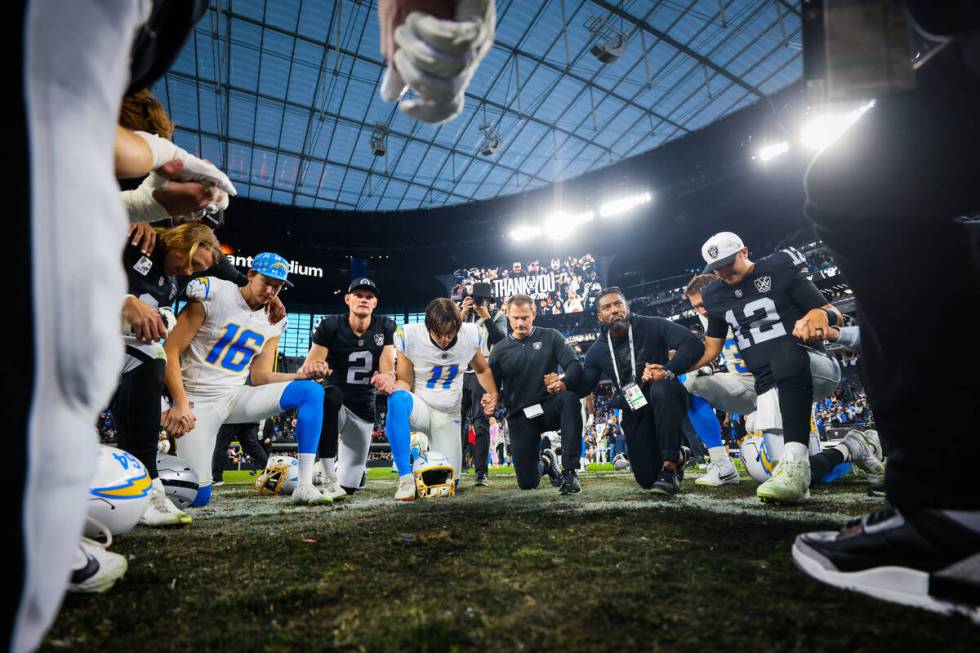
[396,323,481,413]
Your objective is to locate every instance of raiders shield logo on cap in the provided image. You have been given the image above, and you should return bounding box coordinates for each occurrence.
[708,245,719,259]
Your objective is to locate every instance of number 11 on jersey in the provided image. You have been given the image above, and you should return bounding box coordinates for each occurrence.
[426,364,459,390]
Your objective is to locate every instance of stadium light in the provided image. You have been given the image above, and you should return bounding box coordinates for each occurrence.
[509,225,542,241]
[598,192,652,219]
[801,102,874,151]
[544,210,594,240]
[754,141,790,162]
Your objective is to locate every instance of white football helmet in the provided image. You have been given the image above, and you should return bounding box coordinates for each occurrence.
[255,455,299,495]
[413,451,455,498]
[738,434,779,483]
[612,452,630,471]
[87,445,152,536]
[156,453,199,508]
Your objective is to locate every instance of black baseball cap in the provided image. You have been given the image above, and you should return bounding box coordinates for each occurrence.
[348,277,379,297]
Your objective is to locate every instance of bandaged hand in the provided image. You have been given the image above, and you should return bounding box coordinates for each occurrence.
[379,0,495,123]
[133,131,237,196]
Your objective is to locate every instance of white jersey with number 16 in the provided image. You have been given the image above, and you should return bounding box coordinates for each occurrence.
[180,277,287,396]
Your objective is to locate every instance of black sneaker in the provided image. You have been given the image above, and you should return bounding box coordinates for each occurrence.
[651,467,680,495]
[475,472,489,487]
[541,450,562,487]
[677,447,691,482]
[793,505,980,623]
[559,469,581,495]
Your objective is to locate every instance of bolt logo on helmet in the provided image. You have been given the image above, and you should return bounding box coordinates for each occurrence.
[412,451,456,498]
[87,446,152,537]
[738,434,776,483]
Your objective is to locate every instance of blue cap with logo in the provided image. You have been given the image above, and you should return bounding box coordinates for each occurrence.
[250,252,294,288]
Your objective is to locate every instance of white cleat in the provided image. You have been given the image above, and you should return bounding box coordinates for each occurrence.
[140,478,192,527]
[69,521,127,594]
[395,474,417,502]
[757,456,811,504]
[842,429,885,476]
[291,484,333,505]
[319,475,349,501]
[695,459,740,486]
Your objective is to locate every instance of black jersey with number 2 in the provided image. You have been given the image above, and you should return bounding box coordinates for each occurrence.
[702,248,827,392]
[311,314,396,422]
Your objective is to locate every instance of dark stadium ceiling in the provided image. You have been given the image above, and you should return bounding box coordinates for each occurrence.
[155,0,803,212]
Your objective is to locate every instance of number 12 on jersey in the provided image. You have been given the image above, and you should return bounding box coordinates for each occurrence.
[426,364,459,390]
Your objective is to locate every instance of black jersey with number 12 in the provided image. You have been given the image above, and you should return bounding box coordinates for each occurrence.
[311,314,396,422]
[702,248,828,391]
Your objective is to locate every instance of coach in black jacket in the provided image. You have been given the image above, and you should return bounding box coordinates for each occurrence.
[489,294,584,494]
[579,288,704,494]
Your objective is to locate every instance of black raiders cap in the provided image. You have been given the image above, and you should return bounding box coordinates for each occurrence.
[348,277,379,297]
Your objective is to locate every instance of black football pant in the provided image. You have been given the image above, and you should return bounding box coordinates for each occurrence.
[805,42,980,510]
[508,391,583,489]
[111,354,166,479]
[461,373,490,476]
[317,384,344,459]
[211,422,266,482]
[620,378,688,489]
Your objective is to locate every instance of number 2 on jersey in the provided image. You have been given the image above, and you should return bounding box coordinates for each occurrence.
[347,351,374,384]
[426,364,459,390]
[205,323,265,372]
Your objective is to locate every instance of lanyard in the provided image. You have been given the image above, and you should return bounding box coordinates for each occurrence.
[607,324,636,387]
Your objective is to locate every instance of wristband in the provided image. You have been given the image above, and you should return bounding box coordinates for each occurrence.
[823,308,840,326]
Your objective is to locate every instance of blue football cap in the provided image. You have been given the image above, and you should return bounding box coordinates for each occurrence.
[250,252,294,288]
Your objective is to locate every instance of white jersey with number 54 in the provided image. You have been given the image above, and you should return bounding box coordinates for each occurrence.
[396,323,481,413]
[180,277,287,396]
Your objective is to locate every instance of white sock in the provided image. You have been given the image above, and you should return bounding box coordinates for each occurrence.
[708,446,729,465]
[319,457,337,481]
[783,441,809,461]
[298,453,316,486]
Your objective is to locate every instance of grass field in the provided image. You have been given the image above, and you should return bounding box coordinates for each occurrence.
[45,469,980,652]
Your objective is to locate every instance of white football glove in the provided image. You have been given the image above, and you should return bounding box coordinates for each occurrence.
[133,131,238,196]
[381,0,495,123]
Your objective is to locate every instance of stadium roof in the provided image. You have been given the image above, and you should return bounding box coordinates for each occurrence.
[155,0,803,212]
